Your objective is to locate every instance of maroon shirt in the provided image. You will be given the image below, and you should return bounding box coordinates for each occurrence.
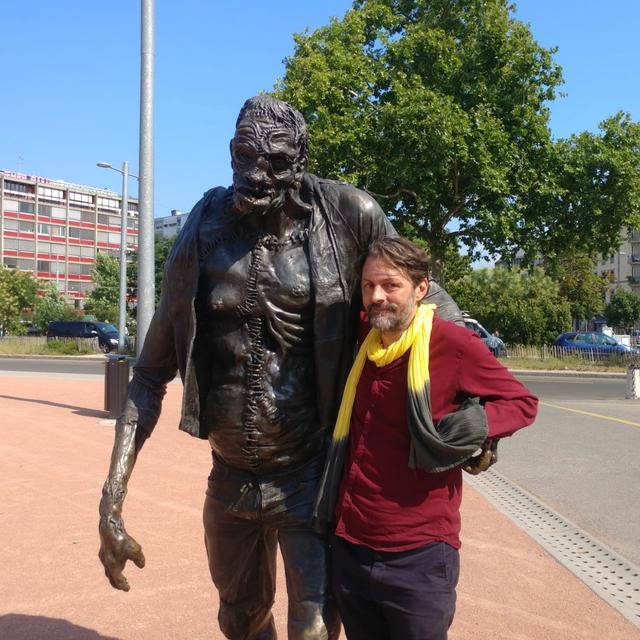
[334,315,538,552]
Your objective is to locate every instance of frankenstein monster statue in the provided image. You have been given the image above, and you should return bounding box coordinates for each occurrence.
[98,96,462,640]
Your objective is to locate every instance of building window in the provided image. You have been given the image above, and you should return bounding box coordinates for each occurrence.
[4,180,30,194]
[18,221,35,233]
[19,202,35,214]
[97,196,119,211]
[38,186,65,201]
[38,204,53,216]
[70,192,93,206]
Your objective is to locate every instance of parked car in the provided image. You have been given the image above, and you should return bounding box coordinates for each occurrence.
[462,315,507,357]
[46,320,124,353]
[553,331,638,356]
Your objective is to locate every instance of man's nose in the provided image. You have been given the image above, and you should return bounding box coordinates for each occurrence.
[370,285,386,303]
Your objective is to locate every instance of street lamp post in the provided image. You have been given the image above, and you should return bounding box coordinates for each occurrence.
[97,161,138,352]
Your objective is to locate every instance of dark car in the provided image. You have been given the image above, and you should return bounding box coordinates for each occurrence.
[47,320,122,353]
[463,316,507,357]
[553,331,637,356]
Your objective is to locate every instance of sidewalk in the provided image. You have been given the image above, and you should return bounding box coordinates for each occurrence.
[0,374,638,639]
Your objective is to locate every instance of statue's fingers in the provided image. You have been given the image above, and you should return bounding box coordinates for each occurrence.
[127,541,146,569]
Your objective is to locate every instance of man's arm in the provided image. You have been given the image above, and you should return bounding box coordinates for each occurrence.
[98,292,178,591]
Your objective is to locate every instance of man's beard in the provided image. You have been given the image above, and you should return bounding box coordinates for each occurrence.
[367,301,416,333]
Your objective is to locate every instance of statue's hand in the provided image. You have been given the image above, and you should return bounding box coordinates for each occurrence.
[463,438,499,476]
[98,510,145,591]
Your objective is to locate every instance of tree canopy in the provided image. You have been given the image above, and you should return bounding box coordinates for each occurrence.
[275,0,640,274]
[545,252,607,328]
[83,255,120,324]
[0,267,39,334]
[604,289,640,333]
[447,267,571,345]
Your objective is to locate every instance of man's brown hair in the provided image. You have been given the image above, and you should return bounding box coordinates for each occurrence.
[357,236,430,287]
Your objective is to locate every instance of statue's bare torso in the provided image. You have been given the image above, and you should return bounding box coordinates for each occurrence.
[195,217,321,473]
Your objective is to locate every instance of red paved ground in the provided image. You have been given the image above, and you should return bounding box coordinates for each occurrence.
[0,375,638,639]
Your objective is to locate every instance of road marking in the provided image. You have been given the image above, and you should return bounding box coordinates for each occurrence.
[540,401,640,428]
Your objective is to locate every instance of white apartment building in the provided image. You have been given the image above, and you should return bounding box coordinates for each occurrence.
[154,209,188,238]
[0,169,138,306]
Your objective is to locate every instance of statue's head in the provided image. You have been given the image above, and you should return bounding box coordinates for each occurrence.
[230,95,308,216]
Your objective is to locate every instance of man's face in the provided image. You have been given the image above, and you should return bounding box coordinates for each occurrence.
[230,118,303,216]
[361,257,428,337]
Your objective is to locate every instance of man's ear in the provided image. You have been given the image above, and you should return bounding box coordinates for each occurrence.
[416,278,429,303]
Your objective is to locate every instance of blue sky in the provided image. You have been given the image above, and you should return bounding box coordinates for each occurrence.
[1,1,638,217]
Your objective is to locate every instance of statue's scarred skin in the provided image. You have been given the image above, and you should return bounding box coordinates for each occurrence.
[98,96,463,640]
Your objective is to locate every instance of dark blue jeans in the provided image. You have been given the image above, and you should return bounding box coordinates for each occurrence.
[331,536,459,640]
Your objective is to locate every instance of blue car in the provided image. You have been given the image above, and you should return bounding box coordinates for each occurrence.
[553,332,637,356]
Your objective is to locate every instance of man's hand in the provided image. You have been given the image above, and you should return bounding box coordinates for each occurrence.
[98,511,145,591]
[462,438,499,475]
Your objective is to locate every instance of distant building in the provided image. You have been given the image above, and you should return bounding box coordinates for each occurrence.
[594,228,640,302]
[0,169,139,307]
[154,209,188,238]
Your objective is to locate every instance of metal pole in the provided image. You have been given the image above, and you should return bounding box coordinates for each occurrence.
[136,0,155,358]
[118,161,129,352]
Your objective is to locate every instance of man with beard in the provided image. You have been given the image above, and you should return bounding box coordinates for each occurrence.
[314,236,538,640]
[97,96,463,640]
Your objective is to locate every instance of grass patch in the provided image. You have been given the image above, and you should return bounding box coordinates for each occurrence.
[503,356,632,373]
[0,337,97,356]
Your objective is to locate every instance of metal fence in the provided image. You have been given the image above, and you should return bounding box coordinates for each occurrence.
[0,336,101,354]
[506,344,640,364]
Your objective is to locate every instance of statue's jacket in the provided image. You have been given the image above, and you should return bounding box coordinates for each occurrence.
[121,173,462,451]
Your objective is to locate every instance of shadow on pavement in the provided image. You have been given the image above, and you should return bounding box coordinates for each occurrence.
[0,394,108,418]
[0,614,122,640]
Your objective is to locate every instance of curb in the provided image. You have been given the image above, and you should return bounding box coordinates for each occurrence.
[508,368,626,379]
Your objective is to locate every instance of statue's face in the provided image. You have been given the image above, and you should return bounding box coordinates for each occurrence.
[230,118,303,216]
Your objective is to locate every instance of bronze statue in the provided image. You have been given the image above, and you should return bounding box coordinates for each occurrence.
[98,96,462,640]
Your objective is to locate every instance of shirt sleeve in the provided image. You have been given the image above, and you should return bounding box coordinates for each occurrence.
[457,331,538,438]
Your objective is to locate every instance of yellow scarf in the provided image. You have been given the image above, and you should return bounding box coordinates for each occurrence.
[332,304,435,441]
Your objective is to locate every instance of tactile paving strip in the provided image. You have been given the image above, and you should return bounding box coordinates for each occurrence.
[465,469,640,627]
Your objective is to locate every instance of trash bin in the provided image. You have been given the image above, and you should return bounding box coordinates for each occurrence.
[104,355,130,418]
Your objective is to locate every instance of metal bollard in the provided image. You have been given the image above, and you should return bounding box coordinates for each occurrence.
[104,355,130,418]
[625,364,640,400]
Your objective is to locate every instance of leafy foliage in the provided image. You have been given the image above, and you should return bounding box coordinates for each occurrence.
[83,255,120,323]
[447,267,572,345]
[0,267,39,333]
[31,282,76,333]
[545,252,607,327]
[275,0,564,275]
[275,1,640,275]
[604,289,640,332]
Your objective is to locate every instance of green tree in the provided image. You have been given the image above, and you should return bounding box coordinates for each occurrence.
[275,0,564,276]
[604,289,640,333]
[447,266,571,345]
[84,255,120,323]
[0,267,39,334]
[516,113,640,265]
[31,282,76,334]
[546,252,606,329]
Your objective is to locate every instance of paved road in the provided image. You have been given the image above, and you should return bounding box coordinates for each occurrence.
[502,373,640,567]
[2,358,638,567]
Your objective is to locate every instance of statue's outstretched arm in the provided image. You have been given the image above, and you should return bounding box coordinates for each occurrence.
[98,292,178,591]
